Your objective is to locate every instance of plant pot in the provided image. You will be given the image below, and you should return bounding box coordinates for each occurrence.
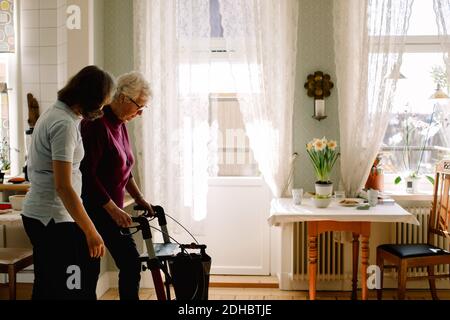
[365,172,384,192]
[0,172,4,184]
[313,197,332,208]
[315,181,333,197]
[405,176,420,194]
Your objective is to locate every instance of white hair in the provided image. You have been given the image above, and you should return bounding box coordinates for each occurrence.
[114,71,151,101]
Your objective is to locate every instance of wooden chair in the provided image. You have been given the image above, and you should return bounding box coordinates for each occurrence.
[377,160,450,300]
[0,248,33,300]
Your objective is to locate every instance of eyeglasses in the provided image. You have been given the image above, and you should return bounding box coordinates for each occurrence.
[127,96,148,111]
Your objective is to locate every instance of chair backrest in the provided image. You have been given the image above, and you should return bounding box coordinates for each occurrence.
[428,160,450,243]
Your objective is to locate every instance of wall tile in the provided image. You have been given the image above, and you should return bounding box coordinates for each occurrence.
[22,46,40,65]
[39,0,57,10]
[21,28,39,47]
[22,10,39,28]
[22,0,39,10]
[22,65,40,84]
[39,28,57,46]
[39,10,57,28]
[39,46,57,65]
[40,83,58,102]
[40,65,58,83]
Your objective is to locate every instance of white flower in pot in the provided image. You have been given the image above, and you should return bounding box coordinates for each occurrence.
[306,137,340,196]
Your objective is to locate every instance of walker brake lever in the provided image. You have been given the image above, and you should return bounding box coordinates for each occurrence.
[120,224,141,236]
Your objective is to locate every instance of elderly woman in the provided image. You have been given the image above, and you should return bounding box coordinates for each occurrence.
[22,65,113,300]
[80,71,154,300]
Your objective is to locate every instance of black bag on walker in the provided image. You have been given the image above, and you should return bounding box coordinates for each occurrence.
[168,244,211,300]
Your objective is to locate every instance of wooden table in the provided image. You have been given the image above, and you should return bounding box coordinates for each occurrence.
[0,194,136,247]
[268,198,420,300]
[0,183,30,203]
[0,183,30,193]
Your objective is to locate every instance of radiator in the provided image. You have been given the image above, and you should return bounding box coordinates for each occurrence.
[292,222,344,281]
[291,202,448,282]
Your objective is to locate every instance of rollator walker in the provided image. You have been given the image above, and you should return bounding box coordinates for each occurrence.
[122,205,211,300]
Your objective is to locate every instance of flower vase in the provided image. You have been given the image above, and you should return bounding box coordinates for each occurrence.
[315,181,333,196]
[405,176,419,194]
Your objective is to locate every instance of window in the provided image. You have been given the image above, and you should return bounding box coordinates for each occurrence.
[209,93,259,176]
[379,1,450,191]
[178,0,260,177]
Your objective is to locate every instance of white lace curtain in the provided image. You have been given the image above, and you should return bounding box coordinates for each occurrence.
[434,0,450,85]
[133,0,300,230]
[219,0,299,197]
[333,0,413,197]
[133,0,212,233]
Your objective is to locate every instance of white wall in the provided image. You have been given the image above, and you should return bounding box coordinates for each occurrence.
[20,0,94,116]
[21,0,59,118]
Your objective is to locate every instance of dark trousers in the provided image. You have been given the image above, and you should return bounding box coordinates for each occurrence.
[21,215,99,300]
[87,206,141,300]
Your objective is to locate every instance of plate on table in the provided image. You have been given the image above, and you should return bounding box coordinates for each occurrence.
[338,198,364,207]
[8,177,26,184]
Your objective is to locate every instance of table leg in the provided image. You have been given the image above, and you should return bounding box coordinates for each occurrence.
[361,235,369,300]
[2,225,6,248]
[308,234,318,300]
[351,232,359,300]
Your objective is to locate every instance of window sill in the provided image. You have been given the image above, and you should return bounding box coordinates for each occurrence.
[208,176,264,187]
[383,174,434,201]
[384,191,433,202]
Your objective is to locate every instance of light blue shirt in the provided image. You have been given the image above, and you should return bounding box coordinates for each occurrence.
[22,101,84,225]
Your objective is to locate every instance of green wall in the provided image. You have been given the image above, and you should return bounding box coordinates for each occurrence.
[293,0,341,192]
[103,0,134,77]
[102,0,136,274]
[94,0,104,68]
[101,0,342,193]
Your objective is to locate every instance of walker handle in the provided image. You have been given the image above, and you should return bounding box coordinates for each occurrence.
[134,204,167,227]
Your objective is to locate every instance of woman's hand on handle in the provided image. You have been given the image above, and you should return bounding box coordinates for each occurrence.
[126,177,155,216]
[135,197,155,216]
[103,200,132,227]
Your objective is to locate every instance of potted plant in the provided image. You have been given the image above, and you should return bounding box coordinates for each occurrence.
[392,111,438,193]
[0,137,11,183]
[306,137,340,197]
[365,153,384,191]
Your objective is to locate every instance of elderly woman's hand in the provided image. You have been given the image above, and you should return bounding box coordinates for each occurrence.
[135,196,155,216]
[103,200,132,227]
[109,207,132,228]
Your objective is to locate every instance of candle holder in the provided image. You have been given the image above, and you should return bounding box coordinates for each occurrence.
[304,71,334,121]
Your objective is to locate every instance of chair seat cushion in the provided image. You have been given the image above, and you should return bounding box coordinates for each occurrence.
[0,248,33,265]
[378,243,450,258]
